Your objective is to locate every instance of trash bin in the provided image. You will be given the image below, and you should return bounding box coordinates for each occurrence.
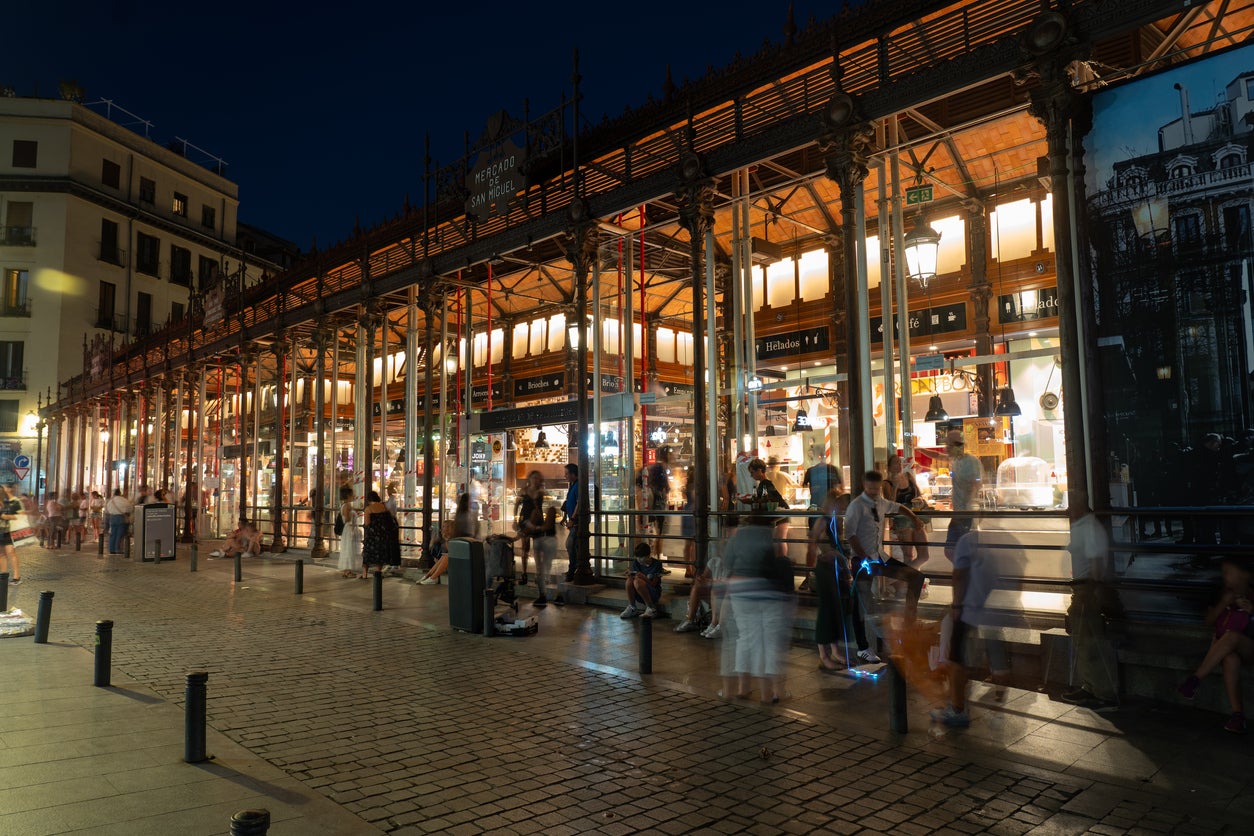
[448,538,485,633]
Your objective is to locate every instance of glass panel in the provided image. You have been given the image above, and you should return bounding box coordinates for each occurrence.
[990,198,1037,261]
[765,257,794,308]
[548,313,566,351]
[934,214,966,274]
[528,318,546,356]
[513,322,529,358]
[656,327,676,363]
[799,249,828,301]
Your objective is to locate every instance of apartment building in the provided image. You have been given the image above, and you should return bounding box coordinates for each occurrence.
[0,95,288,488]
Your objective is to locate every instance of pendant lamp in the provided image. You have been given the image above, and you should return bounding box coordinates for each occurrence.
[534,428,549,449]
[994,387,1022,417]
[792,408,812,433]
[925,395,948,422]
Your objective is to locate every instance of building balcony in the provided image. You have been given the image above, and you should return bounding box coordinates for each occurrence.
[0,226,35,246]
[98,245,128,267]
[133,321,153,339]
[95,312,126,333]
[0,370,27,390]
[0,300,30,317]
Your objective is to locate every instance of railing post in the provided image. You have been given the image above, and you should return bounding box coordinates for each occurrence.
[94,620,113,687]
[184,672,208,763]
[33,590,54,643]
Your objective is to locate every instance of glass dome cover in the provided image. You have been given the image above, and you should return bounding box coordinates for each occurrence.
[995,455,1053,508]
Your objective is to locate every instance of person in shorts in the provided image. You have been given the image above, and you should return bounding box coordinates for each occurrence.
[0,482,23,585]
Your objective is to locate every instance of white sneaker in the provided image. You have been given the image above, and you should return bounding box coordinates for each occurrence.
[920,578,930,600]
[419,577,438,585]
[209,550,224,558]
[620,606,640,619]
[703,623,723,639]
[857,648,881,664]
[642,606,657,618]
[674,619,698,633]
[242,552,254,558]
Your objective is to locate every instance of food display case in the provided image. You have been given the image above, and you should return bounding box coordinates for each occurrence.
[995,455,1054,509]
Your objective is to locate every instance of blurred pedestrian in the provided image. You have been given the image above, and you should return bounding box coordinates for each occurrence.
[362,489,401,577]
[846,470,925,623]
[0,481,23,584]
[453,492,477,539]
[337,485,362,578]
[943,431,983,560]
[104,488,133,555]
[513,470,545,585]
[810,489,851,671]
[721,516,795,703]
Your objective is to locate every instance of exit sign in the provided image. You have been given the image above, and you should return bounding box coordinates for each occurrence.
[906,185,933,204]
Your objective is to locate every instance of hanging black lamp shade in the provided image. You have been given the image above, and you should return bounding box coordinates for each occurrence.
[792,408,812,433]
[925,395,948,422]
[994,387,1022,417]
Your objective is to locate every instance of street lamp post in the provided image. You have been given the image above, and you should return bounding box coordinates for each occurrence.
[29,399,47,505]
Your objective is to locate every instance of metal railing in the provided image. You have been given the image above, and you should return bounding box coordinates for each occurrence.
[0,226,35,246]
[0,299,31,317]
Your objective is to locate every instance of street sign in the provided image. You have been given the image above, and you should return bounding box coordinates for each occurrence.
[905,185,933,205]
[13,454,30,481]
[13,466,28,481]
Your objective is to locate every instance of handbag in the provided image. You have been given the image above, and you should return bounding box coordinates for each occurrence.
[334,511,346,536]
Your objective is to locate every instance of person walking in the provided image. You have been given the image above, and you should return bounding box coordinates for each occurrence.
[337,485,362,578]
[0,482,24,584]
[88,491,104,541]
[645,447,671,561]
[103,488,133,555]
[943,430,983,560]
[513,471,545,585]
[561,463,579,583]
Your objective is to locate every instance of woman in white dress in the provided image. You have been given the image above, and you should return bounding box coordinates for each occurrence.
[337,485,362,578]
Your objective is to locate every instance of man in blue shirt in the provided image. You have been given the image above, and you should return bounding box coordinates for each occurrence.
[561,463,579,585]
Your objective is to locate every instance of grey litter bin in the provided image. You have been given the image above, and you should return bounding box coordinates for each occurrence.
[448,538,485,633]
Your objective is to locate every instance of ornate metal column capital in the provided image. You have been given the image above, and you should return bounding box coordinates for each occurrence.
[675,153,717,239]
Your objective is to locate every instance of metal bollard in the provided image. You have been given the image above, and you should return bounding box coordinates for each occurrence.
[75,529,82,551]
[33,591,54,643]
[372,570,382,611]
[229,809,271,835]
[483,588,495,637]
[233,553,242,582]
[155,539,161,564]
[639,615,653,674]
[888,657,908,734]
[0,571,8,613]
[294,559,303,595]
[97,530,105,556]
[94,620,113,687]
[184,672,208,763]
[190,541,198,573]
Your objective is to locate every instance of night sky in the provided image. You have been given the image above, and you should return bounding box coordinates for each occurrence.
[13,1,838,252]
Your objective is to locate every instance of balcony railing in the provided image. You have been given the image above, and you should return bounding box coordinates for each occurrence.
[133,320,152,339]
[0,226,35,246]
[95,312,126,333]
[171,269,193,287]
[0,370,27,390]
[0,299,30,317]
[98,244,128,267]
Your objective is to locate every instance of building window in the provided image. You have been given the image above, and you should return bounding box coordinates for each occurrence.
[172,192,188,217]
[11,140,37,168]
[0,341,23,389]
[99,218,122,265]
[135,232,160,276]
[138,177,155,204]
[2,269,30,316]
[102,159,121,189]
[2,201,34,246]
[198,255,218,286]
[1170,164,1193,179]
[202,204,216,230]
[1173,214,1203,251]
[1224,205,1252,252]
[0,400,17,432]
[1220,154,1244,170]
[171,301,185,323]
[170,245,192,286]
[136,292,152,337]
[98,281,117,330]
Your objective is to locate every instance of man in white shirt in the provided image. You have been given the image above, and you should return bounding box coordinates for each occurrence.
[844,470,926,661]
[103,488,134,555]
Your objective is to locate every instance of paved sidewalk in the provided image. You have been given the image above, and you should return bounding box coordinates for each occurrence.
[0,543,1247,834]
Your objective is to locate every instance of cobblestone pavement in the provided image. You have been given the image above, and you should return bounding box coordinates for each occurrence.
[0,546,1243,834]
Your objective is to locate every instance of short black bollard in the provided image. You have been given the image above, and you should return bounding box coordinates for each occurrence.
[184,672,208,763]
[639,615,653,674]
[0,571,8,613]
[888,657,908,734]
[33,590,54,643]
[483,588,495,637]
[372,570,382,611]
[75,529,82,551]
[94,620,113,687]
[190,541,198,573]
[294,559,303,595]
[229,808,271,835]
[97,531,104,557]
[233,552,242,582]
[155,539,161,564]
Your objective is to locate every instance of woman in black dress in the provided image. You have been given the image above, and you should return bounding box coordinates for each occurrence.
[362,490,401,577]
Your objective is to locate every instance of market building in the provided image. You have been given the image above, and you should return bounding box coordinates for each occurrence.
[34,0,1254,660]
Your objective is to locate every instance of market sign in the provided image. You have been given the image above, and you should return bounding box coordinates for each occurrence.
[471,381,503,404]
[371,399,406,417]
[465,111,526,221]
[872,302,967,343]
[584,373,624,393]
[755,326,831,361]
[202,282,226,328]
[514,372,565,398]
[479,399,585,433]
[999,286,1059,323]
